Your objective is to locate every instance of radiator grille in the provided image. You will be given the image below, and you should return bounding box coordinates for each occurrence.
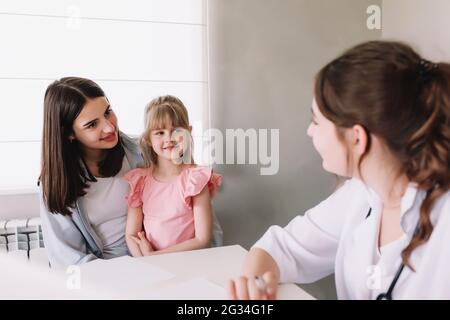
[0,218,45,260]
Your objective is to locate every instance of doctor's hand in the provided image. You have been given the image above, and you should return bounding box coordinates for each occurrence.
[130,231,154,256]
[227,271,278,300]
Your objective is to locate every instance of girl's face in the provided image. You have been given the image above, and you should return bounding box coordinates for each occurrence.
[71,96,119,154]
[307,98,350,177]
[149,122,191,163]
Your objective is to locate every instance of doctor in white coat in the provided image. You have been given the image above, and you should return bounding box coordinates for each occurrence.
[228,41,450,300]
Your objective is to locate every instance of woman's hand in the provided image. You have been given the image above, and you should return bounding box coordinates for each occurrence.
[227,271,278,300]
[130,231,154,256]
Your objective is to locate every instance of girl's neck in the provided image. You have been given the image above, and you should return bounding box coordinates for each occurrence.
[154,157,185,179]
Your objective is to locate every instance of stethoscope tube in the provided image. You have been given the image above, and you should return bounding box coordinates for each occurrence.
[376,263,406,300]
[365,207,421,300]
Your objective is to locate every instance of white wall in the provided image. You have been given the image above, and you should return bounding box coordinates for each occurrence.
[382,0,450,60]
[0,0,208,192]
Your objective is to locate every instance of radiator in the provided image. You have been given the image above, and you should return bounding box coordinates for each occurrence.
[0,218,48,266]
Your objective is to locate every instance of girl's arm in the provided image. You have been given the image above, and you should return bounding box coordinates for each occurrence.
[125,206,145,257]
[147,185,213,255]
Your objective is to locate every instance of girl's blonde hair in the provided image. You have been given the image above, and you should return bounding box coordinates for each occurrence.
[140,95,194,166]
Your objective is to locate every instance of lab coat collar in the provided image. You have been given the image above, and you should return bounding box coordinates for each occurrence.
[347,182,425,299]
[349,209,380,299]
[357,179,425,234]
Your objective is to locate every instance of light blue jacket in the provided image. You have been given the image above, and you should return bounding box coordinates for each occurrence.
[40,132,223,268]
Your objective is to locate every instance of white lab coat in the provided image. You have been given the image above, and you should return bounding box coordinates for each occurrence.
[253,179,450,299]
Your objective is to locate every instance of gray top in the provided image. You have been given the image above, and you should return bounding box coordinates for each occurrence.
[78,156,131,258]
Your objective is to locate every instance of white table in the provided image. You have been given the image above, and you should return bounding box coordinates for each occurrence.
[0,245,315,300]
[78,245,316,300]
[0,249,88,299]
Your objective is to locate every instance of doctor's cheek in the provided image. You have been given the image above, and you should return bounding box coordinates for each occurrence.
[306,123,314,137]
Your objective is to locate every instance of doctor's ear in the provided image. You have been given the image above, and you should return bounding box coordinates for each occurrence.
[349,124,369,156]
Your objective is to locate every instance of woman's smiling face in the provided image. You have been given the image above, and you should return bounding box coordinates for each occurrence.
[70,96,119,154]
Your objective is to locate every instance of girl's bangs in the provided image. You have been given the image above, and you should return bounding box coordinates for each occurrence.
[148,104,186,130]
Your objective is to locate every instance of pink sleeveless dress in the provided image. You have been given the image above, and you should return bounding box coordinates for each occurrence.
[124,166,222,250]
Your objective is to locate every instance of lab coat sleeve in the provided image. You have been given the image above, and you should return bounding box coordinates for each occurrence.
[253,179,363,284]
[39,188,97,269]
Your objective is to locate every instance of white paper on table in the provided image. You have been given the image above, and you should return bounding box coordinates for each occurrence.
[144,277,228,300]
[79,255,175,298]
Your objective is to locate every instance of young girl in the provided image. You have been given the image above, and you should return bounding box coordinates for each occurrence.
[124,95,222,256]
[228,41,450,299]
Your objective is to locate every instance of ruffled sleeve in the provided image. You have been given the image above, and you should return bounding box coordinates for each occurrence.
[123,168,147,208]
[181,166,222,206]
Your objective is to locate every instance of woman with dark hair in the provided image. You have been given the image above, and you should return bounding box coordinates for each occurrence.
[39,77,144,268]
[228,41,450,299]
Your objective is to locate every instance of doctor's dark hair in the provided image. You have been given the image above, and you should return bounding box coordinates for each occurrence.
[314,41,450,270]
[40,77,125,216]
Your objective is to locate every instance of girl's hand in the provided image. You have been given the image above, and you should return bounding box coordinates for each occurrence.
[130,231,154,256]
[227,271,278,300]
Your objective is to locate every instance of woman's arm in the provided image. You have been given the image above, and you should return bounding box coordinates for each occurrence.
[227,179,366,300]
[125,206,145,257]
[39,188,97,268]
[147,185,213,255]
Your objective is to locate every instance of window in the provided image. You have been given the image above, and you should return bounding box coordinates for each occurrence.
[0,0,208,191]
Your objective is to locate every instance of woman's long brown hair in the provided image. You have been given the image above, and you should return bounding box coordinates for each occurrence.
[314,41,450,270]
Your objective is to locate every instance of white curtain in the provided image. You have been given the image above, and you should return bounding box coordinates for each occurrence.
[0,0,208,191]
